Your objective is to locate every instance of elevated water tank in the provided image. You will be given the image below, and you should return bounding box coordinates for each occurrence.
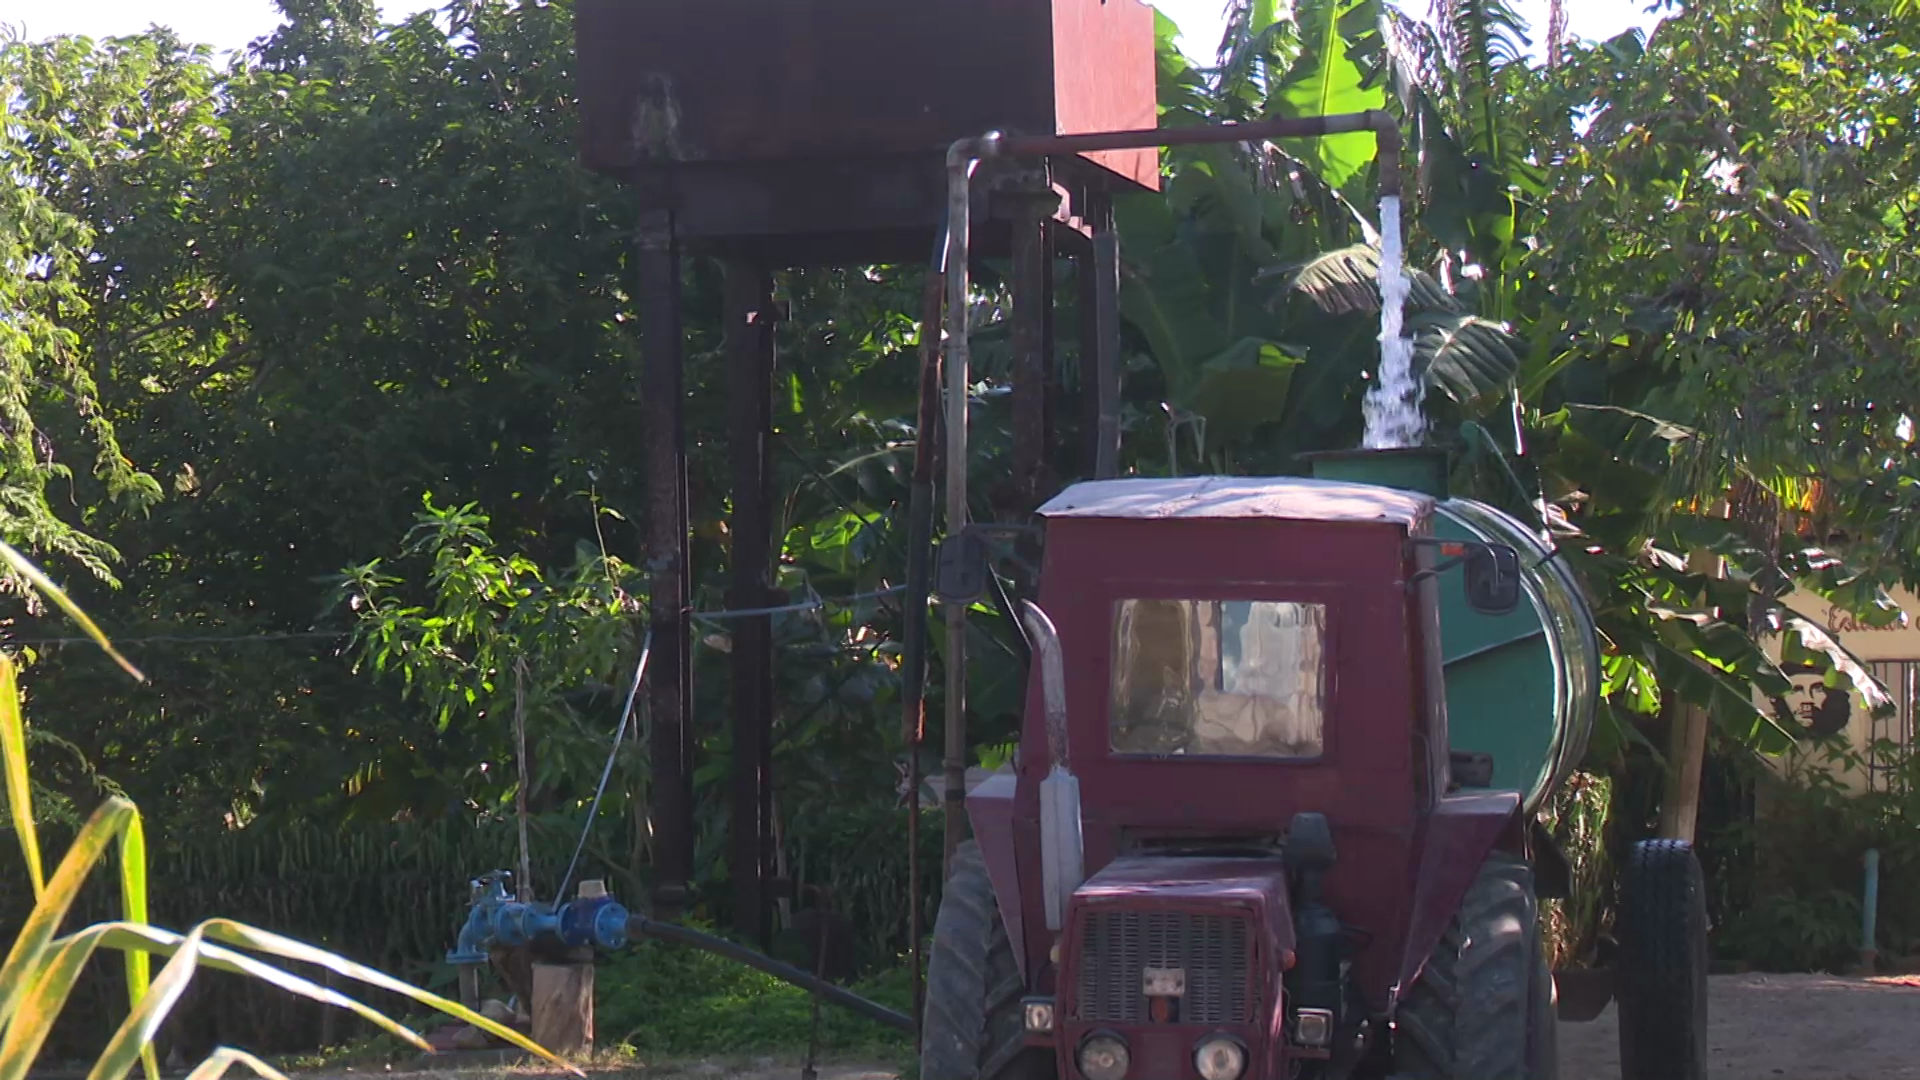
[573,0,1160,258]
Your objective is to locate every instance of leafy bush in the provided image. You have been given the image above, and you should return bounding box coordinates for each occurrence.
[1709,741,1920,972]
[0,549,566,1079]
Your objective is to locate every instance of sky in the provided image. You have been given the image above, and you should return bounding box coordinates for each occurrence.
[1157,0,1668,60]
[3,0,1667,63]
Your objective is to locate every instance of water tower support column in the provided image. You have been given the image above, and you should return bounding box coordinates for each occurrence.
[638,208,695,915]
[1085,193,1121,479]
[726,259,778,947]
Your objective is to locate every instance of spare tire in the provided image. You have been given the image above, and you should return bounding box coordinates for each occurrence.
[1616,839,1709,1080]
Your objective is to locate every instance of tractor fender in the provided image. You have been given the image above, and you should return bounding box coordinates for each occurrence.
[965,771,1030,981]
[1392,789,1523,1004]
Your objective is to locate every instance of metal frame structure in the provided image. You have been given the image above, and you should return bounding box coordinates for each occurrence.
[581,0,1395,989]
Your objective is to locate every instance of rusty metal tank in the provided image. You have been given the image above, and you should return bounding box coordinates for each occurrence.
[573,0,1160,258]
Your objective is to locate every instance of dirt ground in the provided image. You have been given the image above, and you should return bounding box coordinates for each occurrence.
[332,973,1920,1080]
[1559,972,1920,1080]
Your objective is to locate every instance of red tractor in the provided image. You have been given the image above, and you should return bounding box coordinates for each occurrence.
[922,455,1708,1080]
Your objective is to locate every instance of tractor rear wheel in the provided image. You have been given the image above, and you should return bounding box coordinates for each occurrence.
[1616,839,1708,1080]
[922,841,1053,1080]
[1394,853,1556,1080]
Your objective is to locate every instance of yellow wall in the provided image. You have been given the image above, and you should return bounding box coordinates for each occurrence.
[1757,589,1920,794]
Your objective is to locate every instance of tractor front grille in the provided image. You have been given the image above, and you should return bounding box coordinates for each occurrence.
[1072,910,1253,1025]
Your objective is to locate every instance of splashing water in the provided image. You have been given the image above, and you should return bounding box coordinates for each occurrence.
[1361,195,1425,449]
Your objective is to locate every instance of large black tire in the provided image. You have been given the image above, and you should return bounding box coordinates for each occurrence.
[922,841,1054,1080]
[1395,854,1557,1080]
[1616,839,1708,1080]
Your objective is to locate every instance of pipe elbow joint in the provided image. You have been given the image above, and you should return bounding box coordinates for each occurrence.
[947,131,1006,172]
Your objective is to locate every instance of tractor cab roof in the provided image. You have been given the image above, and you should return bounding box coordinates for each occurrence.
[1036,475,1432,527]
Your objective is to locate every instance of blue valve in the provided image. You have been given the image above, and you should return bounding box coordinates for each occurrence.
[561,894,630,949]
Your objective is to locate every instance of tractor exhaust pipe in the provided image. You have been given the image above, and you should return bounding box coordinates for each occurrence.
[1019,600,1083,931]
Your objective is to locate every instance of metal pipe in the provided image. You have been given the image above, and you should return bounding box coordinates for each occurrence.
[941,136,999,870]
[1862,848,1881,971]
[900,236,947,1051]
[1018,601,1069,769]
[1089,195,1122,479]
[625,914,917,1033]
[993,111,1399,160]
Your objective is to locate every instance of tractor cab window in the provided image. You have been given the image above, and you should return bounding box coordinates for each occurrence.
[1109,599,1327,758]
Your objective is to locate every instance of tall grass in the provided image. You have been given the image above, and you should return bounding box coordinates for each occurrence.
[0,542,573,1080]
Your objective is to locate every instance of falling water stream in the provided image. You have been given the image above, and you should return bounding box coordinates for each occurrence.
[1361,195,1425,450]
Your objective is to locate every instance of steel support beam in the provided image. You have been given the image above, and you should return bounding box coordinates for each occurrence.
[725,260,778,948]
[1088,193,1122,479]
[638,208,695,915]
[1010,195,1055,508]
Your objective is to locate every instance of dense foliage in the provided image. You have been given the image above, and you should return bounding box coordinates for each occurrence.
[1,0,1918,1051]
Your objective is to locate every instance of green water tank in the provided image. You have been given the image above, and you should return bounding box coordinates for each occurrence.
[1305,449,1600,812]
[1433,499,1599,811]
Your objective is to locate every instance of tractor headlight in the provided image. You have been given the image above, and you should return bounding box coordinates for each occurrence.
[1023,998,1055,1034]
[1294,1008,1334,1048]
[1193,1035,1248,1080]
[1077,1032,1130,1080]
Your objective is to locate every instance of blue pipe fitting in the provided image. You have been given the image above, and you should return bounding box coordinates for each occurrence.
[446,873,514,965]
[492,901,561,947]
[446,874,630,961]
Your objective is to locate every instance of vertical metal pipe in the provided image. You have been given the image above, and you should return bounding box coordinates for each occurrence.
[1075,231,1099,479]
[725,259,776,948]
[637,208,694,915]
[941,139,996,868]
[900,256,946,1051]
[1089,193,1122,480]
[1862,848,1881,972]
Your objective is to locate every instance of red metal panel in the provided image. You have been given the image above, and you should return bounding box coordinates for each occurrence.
[1393,790,1523,999]
[967,772,1031,980]
[1051,0,1161,190]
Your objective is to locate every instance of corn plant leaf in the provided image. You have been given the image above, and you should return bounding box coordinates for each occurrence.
[0,798,139,1027]
[115,813,154,1080]
[183,1049,290,1080]
[88,924,206,1080]
[0,654,45,900]
[195,922,576,1072]
[71,924,429,1056]
[0,542,144,683]
[0,921,286,1080]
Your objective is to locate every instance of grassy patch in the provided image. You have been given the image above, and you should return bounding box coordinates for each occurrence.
[596,940,915,1063]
